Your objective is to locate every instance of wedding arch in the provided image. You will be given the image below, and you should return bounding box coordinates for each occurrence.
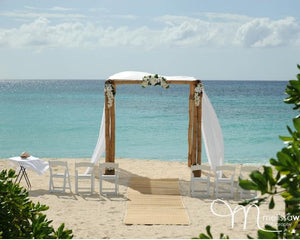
[89,71,224,174]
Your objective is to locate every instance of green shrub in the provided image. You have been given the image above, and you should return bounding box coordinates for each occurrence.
[0,169,73,239]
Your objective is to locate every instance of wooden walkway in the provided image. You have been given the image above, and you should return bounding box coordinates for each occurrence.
[124,178,190,225]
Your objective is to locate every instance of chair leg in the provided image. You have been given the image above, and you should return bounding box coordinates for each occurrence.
[75,174,78,194]
[67,171,71,191]
[191,181,194,197]
[68,176,71,191]
[49,175,53,192]
[91,174,94,194]
[99,176,102,195]
[63,171,66,193]
[207,180,210,196]
[115,177,118,195]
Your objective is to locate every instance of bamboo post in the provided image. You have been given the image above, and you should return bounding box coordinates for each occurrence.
[197,87,203,166]
[188,83,194,167]
[105,89,110,164]
[193,82,203,177]
[111,83,116,162]
[105,80,115,175]
[191,83,198,167]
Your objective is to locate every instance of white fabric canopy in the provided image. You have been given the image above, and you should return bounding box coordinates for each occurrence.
[88,71,224,172]
[109,71,198,81]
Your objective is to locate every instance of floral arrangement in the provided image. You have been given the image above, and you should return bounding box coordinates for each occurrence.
[142,74,169,89]
[104,81,115,108]
[194,83,203,106]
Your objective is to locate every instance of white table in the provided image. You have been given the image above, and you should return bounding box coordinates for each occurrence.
[9,156,49,189]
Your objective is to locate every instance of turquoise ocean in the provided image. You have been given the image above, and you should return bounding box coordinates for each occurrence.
[0,80,294,165]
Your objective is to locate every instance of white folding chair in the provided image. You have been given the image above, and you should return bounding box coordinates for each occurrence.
[75,162,95,194]
[99,163,119,195]
[214,165,236,198]
[49,160,71,193]
[190,164,211,197]
[238,165,259,199]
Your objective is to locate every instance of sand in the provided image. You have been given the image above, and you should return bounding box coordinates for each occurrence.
[1,158,285,239]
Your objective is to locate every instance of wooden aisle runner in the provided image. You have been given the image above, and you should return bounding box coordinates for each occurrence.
[124,177,190,225]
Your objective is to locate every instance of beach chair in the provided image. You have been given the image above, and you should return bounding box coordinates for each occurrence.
[190,164,211,197]
[238,165,259,199]
[99,163,119,195]
[214,165,236,198]
[75,162,95,194]
[49,160,71,193]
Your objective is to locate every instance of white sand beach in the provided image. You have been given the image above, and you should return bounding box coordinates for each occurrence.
[1,158,285,239]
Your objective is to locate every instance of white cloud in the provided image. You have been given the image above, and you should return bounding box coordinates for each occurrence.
[236,17,300,47]
[0,10,85,20]
[157,15,239,47]
[195,12,252,22]
[0,13,299,51]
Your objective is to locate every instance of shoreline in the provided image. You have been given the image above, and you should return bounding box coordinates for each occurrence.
[0,158,284,239]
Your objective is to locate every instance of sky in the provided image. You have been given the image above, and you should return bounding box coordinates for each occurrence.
[0,0,300,80]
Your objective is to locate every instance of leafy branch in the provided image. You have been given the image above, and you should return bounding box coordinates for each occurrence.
[0,169,73,239]
[194,65,300,239]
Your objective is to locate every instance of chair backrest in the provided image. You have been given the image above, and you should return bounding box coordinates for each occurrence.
[191,164,210,172]
[191,164,211,178]
[75,162,94,168]
[99,163,119,173]
[48,160,70,177]
[215,165,236,179]
[49,160,68,168]
[215,165,236,171]
[239,165,259,179]
[75,162,94,174]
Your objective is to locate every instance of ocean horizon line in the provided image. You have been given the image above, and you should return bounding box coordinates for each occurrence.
[0,78,290,82]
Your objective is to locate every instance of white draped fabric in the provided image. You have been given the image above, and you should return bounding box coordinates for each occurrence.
[202,91,224,170]
[88,71,224,172]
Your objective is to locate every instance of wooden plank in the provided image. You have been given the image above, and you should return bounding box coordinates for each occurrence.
[125,178,189,225]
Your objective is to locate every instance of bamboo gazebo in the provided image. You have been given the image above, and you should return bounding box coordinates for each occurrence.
[104,73,203,171]
[89,71,224,175]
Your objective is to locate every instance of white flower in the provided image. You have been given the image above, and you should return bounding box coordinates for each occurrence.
[161,80,169,89]
[195,96,200,106]
[194,83,203,106]
[150,77,157,85]
[142,80,148,88]
[105,82,115,108]
[195,84,202,93]
[142,74,169,89]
